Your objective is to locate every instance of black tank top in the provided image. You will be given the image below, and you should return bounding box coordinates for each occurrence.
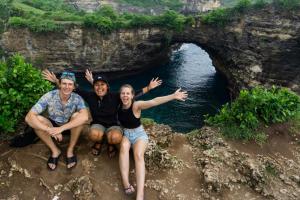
[118,103,141,129]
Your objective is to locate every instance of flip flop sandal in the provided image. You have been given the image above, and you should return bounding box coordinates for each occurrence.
[66,155,77,169]
[107,144,117,158]
[124,184,135,195]
[92,142,102,156]
[47,154,61,171]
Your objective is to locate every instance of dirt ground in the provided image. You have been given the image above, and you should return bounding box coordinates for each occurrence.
[0,129,203,200]
[0,123,299,200]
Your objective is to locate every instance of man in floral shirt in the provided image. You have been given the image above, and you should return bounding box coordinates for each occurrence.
[25,71,88,170]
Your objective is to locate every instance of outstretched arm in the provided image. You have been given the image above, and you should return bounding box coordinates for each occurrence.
[135,77,162,98]
[142,77,162,93]
[85,69,94,85]
[42,69,59,86]
[134,88,188,111]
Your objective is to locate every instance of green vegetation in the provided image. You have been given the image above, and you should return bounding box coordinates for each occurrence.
[141,118,156,127]
[0,0,13,33]
[118,0,183,11]
[3,0,192,33]
[265,162,279,176]
[0,54,53,135]
[205,86,300,142]
[2,0,299,32]
[289,111,300,137]
[83,7,193,33]
[274,0,300,10]
[8,17,63,32]
[201,0,300,26]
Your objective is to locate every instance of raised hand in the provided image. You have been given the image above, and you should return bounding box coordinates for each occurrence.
[42,69,59,84]
[148,77,162,90]
[85,69,94,85]
[173,88,188,101]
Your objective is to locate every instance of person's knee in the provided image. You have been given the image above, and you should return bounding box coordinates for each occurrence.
[108,131,122,144]
[36,116,51,126]
[120,144,130,155]
[89,129,104,141]
[134,151,144,162]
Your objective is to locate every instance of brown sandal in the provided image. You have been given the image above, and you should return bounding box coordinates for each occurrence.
[107,144,117,158]
[91,142,102,156]
[124,184,135,195]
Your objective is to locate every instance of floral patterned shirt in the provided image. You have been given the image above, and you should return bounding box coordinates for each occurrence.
[31,89,86,124]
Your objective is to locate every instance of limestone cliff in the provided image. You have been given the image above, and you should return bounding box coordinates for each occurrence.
[0,27,169,73]
[1,5,299,94]
[173,5,300,94]
[181,0,221,13]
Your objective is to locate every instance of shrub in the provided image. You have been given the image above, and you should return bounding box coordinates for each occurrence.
[253,0,269,8]
[274,0,300,10]
[0,54,53,135]
[141,118,156,127]
[9,16,63,32]
[154,10,187,31]
[205,86,300,141]
[21,0,75,12]
[127,14,153,28]
[201,8,232,26]
[233,0,252,12]
[83,14,114,34]
[8,16,28,28]
[45,11,83,22]
[95,5,118,20]
[201,0,271,26]
[118,0,183,11]
[0,0,13,33]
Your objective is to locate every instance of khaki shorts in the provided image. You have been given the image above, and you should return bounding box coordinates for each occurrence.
[90,124,123,134]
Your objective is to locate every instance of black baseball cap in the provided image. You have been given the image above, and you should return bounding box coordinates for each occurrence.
[93,75,109,85]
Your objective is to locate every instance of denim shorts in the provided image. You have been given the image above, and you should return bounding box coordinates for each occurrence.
[123,125,148,145]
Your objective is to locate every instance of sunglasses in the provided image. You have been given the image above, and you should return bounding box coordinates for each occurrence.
[61,71,75,76]
[60,71,76,82]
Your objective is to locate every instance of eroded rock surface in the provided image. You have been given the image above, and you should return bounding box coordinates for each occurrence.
[187,126,300,200]
[0,123,299,199]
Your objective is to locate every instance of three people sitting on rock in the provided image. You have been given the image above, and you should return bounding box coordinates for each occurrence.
[40,69,161,159]
[27,69,187,200]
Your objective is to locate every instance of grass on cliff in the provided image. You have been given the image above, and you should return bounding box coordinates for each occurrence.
[201,0,300,26]
[117,0,183,11]
[5,0,194,33]
[205,86,300,143]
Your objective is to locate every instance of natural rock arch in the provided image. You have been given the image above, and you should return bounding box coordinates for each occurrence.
[1,6,299,94]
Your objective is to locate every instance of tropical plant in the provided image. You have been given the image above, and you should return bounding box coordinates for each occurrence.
[205,86,300,141]
[0,54,53,135]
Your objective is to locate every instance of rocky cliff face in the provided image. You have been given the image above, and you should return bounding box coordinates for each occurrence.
[0,27,169,73]
[1,5,299,94]
[173,5,300,94]
[67,0,101,12]
[181,0,221,13]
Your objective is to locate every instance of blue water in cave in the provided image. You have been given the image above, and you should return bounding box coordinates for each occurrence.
[78,43,230,133]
